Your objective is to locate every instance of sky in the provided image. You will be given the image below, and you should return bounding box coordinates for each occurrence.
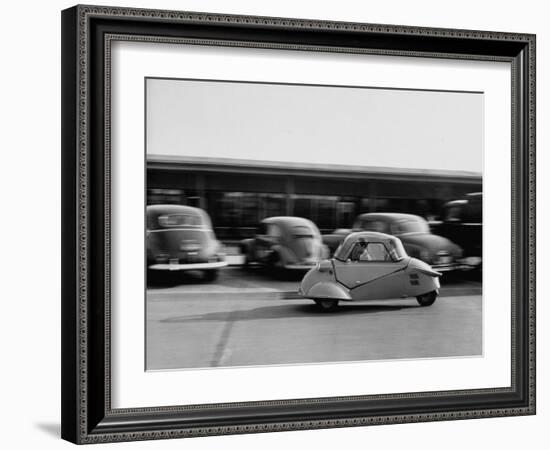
[146,78,483,174]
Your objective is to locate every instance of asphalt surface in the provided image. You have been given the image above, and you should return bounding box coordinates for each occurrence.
[146,268,482,370]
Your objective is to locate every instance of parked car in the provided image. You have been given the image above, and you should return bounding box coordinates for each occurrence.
[430,193,482,269]
[323,212,464,272]
[146,204,227,281]
[240,216,329,273]
[300,231,441,311]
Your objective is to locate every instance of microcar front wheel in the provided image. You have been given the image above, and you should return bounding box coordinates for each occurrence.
[314,299,339,311]
[416,291,437,307]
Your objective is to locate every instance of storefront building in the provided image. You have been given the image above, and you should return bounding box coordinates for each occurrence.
[147,155,482,241]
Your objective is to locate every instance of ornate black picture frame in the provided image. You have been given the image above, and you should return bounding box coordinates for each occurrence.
[61,4,535,444]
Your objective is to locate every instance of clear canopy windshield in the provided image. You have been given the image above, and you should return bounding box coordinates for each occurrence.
[387,238,407,261]
[334,237,407,262]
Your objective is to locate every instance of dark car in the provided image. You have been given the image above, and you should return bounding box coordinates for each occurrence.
[324,213,464,272]
[240,216,329,273]
[430,193,482,269]
[146,204,227,281]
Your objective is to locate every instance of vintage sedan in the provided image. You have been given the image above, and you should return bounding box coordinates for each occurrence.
[324,213,464,272]
[429,193,482,270]
[241,216,329,273]
[299,232,441,311]
[146,204,227,281]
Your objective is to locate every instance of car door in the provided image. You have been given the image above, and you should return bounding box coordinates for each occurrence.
[334,242,408,300]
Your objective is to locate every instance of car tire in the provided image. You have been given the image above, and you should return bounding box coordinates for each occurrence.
[314,299,339,311]
[268,252,284,279]
[416,291,437,307]
[203,270,219,282]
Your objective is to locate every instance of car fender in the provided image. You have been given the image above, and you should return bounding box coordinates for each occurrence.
[306,281,352,301]
[405,257,441,296]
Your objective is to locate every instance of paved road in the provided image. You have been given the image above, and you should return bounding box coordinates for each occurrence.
[146,268,482,370]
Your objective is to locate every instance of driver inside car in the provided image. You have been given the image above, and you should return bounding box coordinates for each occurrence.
[350,240,372,261]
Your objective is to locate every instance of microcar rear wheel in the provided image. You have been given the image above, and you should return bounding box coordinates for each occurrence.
[314,299,339,311]
[416,291,437,307]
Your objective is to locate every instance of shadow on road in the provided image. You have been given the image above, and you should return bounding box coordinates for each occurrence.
[160,302,419,323]
[147,270,215,287]
[147,265,308,289]
[238,265,308,281]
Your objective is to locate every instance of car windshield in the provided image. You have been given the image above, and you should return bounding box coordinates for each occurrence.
[157,213,203,228]
[390,218,429,234]
[355,219,388,233]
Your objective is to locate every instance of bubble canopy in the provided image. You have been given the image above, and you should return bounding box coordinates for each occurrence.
[333,231,408,262]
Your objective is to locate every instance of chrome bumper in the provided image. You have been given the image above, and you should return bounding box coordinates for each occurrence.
[431,263,464,272]
[432,258,481,272]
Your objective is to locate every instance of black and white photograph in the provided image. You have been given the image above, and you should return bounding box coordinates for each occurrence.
[145,77,483,371]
